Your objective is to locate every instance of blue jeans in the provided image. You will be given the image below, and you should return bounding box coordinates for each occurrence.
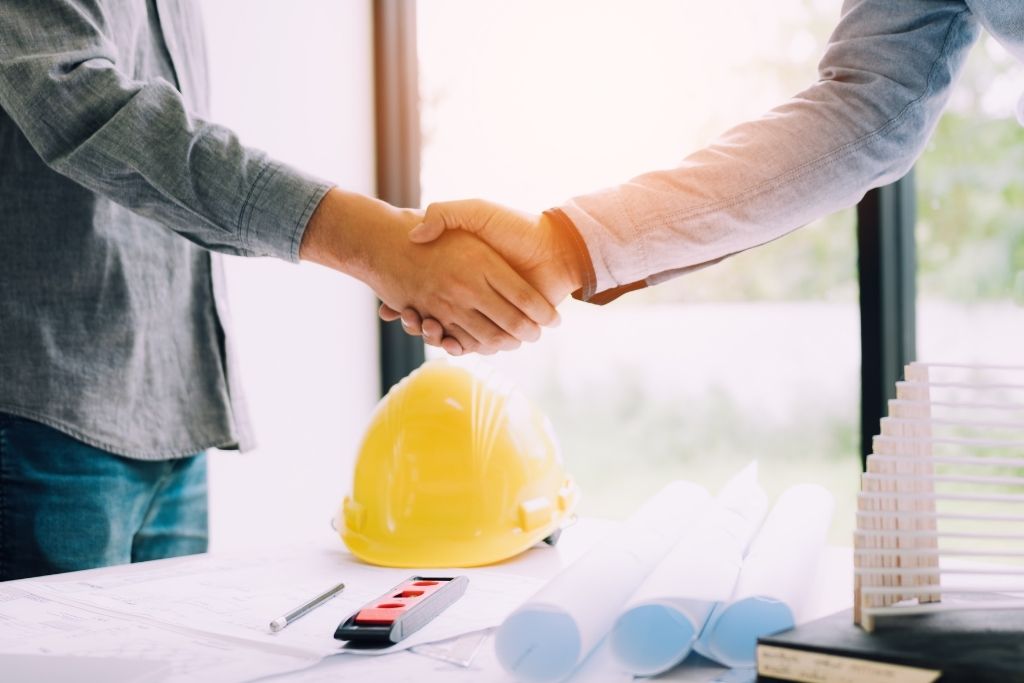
[0,414,208,581]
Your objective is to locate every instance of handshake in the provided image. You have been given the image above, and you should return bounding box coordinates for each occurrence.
[300,188,586,356]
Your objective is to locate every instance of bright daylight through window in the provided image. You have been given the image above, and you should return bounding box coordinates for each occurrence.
[417,0,1024,543]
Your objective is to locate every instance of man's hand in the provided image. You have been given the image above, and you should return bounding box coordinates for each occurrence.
[379,199,585,355]
[301,190,560,354]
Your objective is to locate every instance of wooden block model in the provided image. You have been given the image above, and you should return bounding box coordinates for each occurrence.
[854,362,1024,631]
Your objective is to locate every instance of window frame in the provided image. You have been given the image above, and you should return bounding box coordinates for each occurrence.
[373,0,425,395]
[857,175,918,467]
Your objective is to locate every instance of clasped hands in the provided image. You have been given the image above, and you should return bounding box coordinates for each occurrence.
[300,189,583,355]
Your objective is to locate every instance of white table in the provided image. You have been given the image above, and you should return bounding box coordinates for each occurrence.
[0,519,852,682]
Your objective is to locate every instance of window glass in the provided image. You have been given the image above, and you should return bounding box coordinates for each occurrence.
[916,34,1024,364]
[911,40,1024,547]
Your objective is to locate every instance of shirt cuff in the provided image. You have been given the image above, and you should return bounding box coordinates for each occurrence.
[543,208,596,301]
[239,159,333,263]
[560,189,769,302]
[554,198,649,305]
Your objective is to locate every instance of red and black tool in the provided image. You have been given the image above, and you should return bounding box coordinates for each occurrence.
[334,575,469,646]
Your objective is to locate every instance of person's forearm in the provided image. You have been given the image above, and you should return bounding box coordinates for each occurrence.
[299,188,421,278]
[561,0,979,302]
[0,0,329,262]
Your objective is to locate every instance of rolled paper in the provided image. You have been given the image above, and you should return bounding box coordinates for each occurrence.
[694,483,834,668]
[494,479,713,683]
[608,464,768,675]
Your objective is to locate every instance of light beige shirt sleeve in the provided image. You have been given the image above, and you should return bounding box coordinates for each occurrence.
[558,0,978,303]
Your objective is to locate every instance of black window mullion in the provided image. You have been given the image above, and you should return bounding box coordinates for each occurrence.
[857,172,918,469]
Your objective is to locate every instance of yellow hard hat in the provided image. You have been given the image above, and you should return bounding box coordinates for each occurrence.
[339,359,578,568]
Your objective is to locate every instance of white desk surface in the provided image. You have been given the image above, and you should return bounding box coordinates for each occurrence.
[1,518,853,683]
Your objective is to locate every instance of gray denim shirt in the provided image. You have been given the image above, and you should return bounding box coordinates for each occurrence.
[0,0,332,459]
[561,0,1017,302]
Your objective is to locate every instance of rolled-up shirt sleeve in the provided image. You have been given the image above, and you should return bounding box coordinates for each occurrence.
[0,0,330,262]
[558,0,980,303]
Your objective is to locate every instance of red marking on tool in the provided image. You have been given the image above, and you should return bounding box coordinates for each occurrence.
[354,578,445,625]
[336,576,470,646]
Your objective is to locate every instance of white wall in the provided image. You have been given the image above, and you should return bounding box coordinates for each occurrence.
[200,0,378,551]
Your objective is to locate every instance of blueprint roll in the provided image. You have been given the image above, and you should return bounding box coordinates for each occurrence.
[608,465,768,676]
[494,480,713,683]
[694,483,834,668]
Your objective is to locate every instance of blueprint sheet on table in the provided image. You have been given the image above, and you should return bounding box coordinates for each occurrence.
[0,543,553,682]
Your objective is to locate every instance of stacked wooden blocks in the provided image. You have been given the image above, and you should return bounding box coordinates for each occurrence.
[855,362,1024,631]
